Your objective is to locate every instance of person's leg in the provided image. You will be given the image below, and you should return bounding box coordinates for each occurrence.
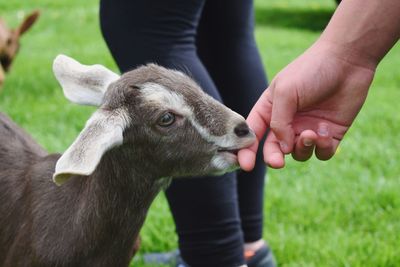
[100,1,246,266]
[196,0,268,249]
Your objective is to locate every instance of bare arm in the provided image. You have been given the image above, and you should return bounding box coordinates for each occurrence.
[239,0,400,170]
[321,0,400,68]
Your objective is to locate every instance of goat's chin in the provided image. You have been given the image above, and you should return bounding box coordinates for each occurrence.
[210,152,240,175]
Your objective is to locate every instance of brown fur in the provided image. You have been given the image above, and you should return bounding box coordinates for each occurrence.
[0,63,254,266]
[0,10,40,87]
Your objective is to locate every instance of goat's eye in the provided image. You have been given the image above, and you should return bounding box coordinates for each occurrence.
[158,112,175,127]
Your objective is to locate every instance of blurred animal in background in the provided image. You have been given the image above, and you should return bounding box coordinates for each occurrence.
[0,10,40,88]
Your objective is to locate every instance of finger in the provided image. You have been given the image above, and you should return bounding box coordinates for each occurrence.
[239,89,272,170]
[315,137,339,160]
[314,123,338,160]
[264,131,285,169]
[269,83,297,154]
[238,142,258,171]
[246,89,272,142]
[292,130,318,162]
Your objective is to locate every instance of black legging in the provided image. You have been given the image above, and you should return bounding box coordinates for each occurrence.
[100,0,268,266]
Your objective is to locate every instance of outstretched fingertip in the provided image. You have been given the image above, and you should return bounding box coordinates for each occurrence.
[238,149,256,171]
[266,152,285,169]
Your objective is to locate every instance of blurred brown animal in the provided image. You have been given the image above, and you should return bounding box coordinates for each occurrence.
[0,10,40,87]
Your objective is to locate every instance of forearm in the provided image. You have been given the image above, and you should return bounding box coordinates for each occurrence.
[318,0,400,69]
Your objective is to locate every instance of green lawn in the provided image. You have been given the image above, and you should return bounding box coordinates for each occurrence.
[1,0,399,266]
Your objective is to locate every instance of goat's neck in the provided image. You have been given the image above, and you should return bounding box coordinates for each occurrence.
[82,146,170,241]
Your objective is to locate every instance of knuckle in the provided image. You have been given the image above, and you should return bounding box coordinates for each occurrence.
[272,79,291,94]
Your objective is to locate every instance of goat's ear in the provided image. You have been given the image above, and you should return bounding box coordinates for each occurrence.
[0,65,5,87]
[53,110,128,186]
[18,10,40,35]
[53,54,120,106]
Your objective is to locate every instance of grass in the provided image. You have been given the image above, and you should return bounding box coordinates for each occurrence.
[0,0,399,266]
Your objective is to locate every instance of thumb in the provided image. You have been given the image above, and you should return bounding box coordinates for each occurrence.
[269,83,297,154]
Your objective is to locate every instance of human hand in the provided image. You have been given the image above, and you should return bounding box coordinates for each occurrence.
[238,40,376,170]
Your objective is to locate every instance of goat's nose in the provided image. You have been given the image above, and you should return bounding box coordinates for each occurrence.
[234,122,250,137]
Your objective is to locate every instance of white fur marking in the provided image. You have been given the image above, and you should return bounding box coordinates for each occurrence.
[141,83,244,149]
[211,155,232,170]
[189,119,237,148]
[140,83,192,115]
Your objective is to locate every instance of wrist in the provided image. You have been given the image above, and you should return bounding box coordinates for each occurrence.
[311,38,379,72]
[313,0,400,70]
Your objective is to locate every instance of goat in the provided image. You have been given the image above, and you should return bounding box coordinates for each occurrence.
[0,10,40,87]
[0,55,256,267]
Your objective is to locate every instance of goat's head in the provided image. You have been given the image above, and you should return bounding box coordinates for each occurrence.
[0,10,40,84]
[52,55,256,185]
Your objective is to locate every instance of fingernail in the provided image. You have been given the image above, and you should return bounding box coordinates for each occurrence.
[318,124,329,137]
[303,138,313,147]
[279,141,288,151]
